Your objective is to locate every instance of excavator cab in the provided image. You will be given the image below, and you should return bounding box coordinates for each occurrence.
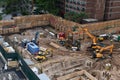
[92,49,104,59]
[87,43,97,51]
[34,55,46,61]
[91,43,97,47]
[34,51,47,61]
[92,52,103,58]
[98,37,104,42]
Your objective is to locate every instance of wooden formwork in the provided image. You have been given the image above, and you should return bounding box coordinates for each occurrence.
[14,27,20,32]
[13,17,22,24]
[32,21,37,27]
[2,28,9,34]
[25,23,32,28]
[57,70,97,80]
[8,28,14,33]
[0,20,15,27]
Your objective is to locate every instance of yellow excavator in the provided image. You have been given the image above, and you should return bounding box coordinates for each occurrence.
[92,44,114,58]
[83,28,98,45]
[83,28,105,51]
[92,45,102,50]
[34,48,53,61]
[34,55,46,61]
[83,28,104,44]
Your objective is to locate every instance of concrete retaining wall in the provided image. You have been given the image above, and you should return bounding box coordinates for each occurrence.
[0,20,15,27]
[0,14,120,35]
[14,14,50,29]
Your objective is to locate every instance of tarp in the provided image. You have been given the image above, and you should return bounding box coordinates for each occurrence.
[38,73,50,80]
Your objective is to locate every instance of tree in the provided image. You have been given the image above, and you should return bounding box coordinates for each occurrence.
[0,0,6,7]
[64,12,88,23]
[0,15,2,20]
[34,0,59,15]
[64,12,75,21]
[5,0,20,14]
[4,0,30,15]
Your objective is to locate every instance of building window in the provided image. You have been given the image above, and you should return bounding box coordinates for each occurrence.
[77,7,80,11]
[70,0,72,3]
[73,0,76,4]
[82,4,86,6]
[66,4,68,7]
[109,14,111,17]
[66,0,69,3]
[81,8,85,12]
[73,7,76,10]
[110,9,112,12]
[111,2,113,6]
[77,2,80,5]
[73,1,76,4]
[81,1,86,4]
[70,5,72,8]
[66,9,69,12]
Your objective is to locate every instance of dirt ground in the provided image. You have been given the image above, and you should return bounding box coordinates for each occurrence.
[7,26,120,80]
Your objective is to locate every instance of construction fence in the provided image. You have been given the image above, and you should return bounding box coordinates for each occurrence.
[0,14,120,35]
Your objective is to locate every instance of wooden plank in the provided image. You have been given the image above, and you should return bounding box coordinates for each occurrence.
[57,71,84,80]
[57,70,97,80]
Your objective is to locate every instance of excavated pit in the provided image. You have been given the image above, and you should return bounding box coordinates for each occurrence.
[4,26,120,80]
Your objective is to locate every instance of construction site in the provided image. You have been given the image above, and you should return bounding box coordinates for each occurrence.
[0,14,120,80]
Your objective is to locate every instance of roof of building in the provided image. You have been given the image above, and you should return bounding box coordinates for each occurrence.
[38,73,50,80]
[83,18,98,22]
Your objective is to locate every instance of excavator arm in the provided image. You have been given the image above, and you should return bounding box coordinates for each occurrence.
[99,44,114,53]
[92,45,102,49]
[93,44,114,58]
[83,28,97,44]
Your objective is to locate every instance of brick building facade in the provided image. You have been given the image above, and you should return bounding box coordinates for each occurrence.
[57,0,120,21]
[104,0,120,20]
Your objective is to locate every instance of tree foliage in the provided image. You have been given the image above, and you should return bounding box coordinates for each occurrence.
[4,0,29,15]
[0,15,2,20]
[64,12,88,23]
[0,1,6,7]
[5,0,20,14]
[35,0,59,15]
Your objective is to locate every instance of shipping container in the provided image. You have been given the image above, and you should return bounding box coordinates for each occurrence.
[27,42,39,54]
